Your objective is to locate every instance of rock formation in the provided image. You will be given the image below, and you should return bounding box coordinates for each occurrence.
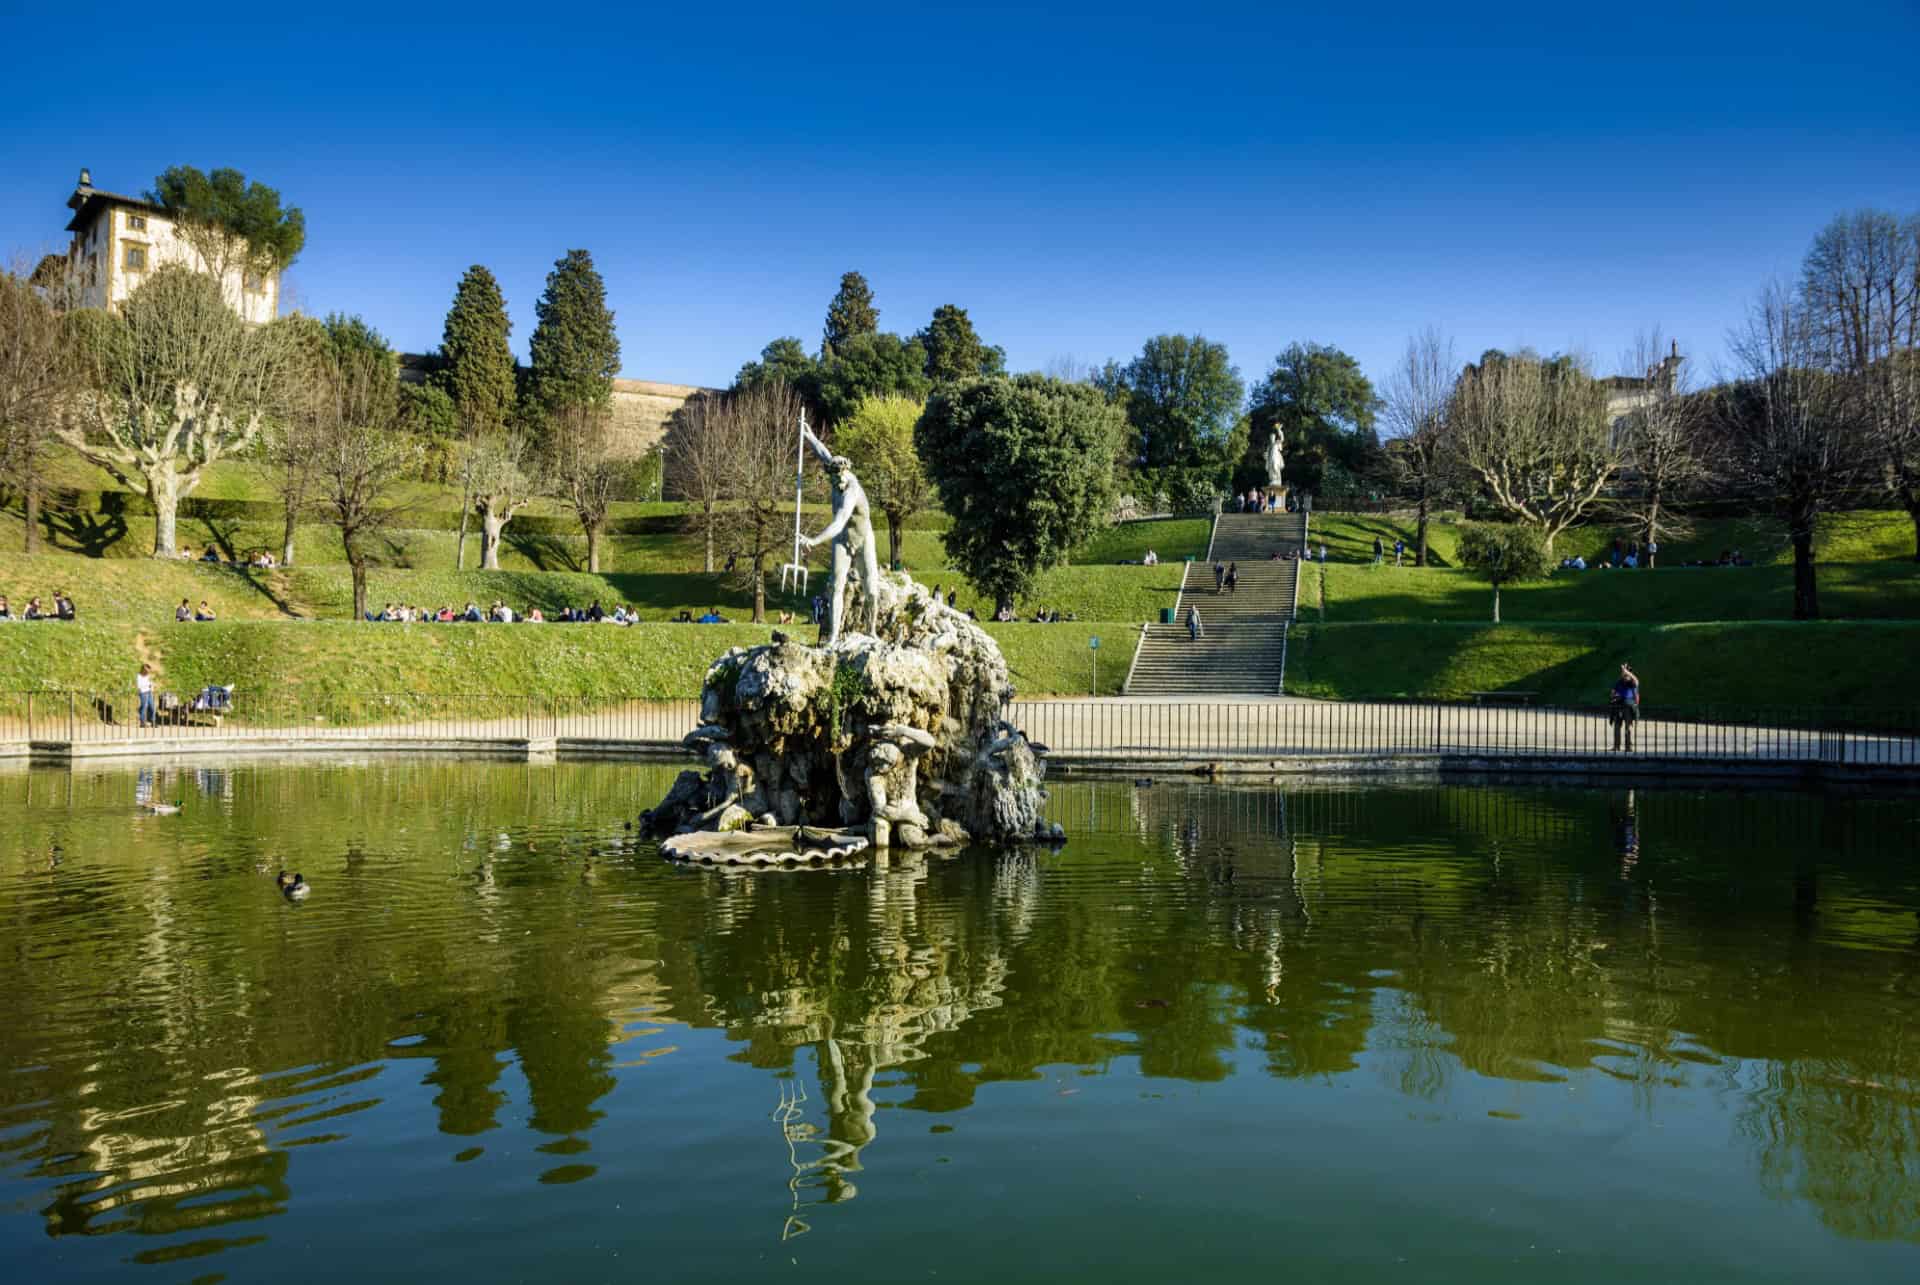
[640,570,1058,852]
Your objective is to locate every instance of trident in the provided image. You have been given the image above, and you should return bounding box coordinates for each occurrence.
[778,411,809,595]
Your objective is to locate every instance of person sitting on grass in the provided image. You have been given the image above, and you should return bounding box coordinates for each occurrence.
[175,599,192,623]
[0,597,11,621]
[587,600,606,622]
[201,547,221,563]
[437,605,455,622]
[195,601,217,622]
[697,607,723,623]
[526,606,544,623]
[463,602,483,623]
[55,592,75,621]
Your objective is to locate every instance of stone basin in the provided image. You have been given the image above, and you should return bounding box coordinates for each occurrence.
[659,826,871,869]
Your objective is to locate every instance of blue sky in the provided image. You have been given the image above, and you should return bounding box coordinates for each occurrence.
[3,1,1916,396]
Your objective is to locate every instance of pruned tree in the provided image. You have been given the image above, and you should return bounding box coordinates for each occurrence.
[147,166,305,291]
[0,265,77,554]
[545,403,624,572]
[1455,522,1551,623]
[1445,349,1616,551]
[1798,208,1920,559]
[309,345,420,619]
[1380,327,1457,567]
[467,431,538,571]
[917,375,1122,614]
[1710,283,1866,619]
[59,265,296,557]
[715,381,808,622]
[663,391,730,572]
[436,265,516,569]
[835,394,931,566]
[1611,330,1704,563]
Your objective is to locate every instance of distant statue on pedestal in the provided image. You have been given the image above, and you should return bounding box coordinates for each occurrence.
[1265,430,1286,488]
[798,423,881,645]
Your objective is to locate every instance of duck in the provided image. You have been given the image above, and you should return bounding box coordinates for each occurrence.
[142,799,183,815]
[280,872,310,900]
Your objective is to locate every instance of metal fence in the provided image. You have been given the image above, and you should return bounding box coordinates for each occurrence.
[1003,698,1920,767]
[0,690,699,746]
[3,690,1916,769]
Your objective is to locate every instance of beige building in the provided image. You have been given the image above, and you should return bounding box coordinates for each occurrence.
[57,168,281,323]
[1602,340,1684,444]
[397,354,711,461]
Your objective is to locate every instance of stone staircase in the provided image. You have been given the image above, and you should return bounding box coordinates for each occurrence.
[1124,512,1307,696]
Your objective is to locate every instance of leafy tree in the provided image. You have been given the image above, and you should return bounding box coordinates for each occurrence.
[59,266,298,557]
[822,271,879,357]
[736,336,823,421]
[526,249,622,565]
[1455,522,1551,623]
[1445,348,1615,551]
[1121,335,1244,506]
[836,394,932,566]
[816,331,930,425]
[916,375,1122,613]
[398,381,458,481]
[147,166,305,286]
[435,266,515,569]
[918,304,1006,384]
[1243,342,1382,497]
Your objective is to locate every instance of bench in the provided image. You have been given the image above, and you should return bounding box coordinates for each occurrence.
[1468,691,1537,706]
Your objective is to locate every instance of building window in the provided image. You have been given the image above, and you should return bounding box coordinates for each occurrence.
[128,215,147,231]
[123,245,147,271]
[244,272,265,293]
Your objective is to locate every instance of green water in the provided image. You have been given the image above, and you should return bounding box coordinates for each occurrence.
[1,760,1917,1283]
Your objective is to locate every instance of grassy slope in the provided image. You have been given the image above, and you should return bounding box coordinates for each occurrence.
[1305,509,1917,568]
[1286,621,1920,713]
[0,619,1133,700]
[1296,560,1920,623]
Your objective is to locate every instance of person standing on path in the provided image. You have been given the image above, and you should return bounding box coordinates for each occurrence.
[1186,605,1202,641]
[1647,539,1658,570]
[1394,538,1405,566]
[1213,562,1225,594]
[1225,562,1238,594]
[1609,662,1640,752]
[136,663,156,729]
[1372,536,1384,564]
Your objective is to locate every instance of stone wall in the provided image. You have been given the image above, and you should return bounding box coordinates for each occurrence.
[397,356,711,460]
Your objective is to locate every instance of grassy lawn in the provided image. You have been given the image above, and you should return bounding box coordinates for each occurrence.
[1286,620,1920,713]
[0,619,1133,701]
[1306,509,1917,569]
[1295,559,1920,623]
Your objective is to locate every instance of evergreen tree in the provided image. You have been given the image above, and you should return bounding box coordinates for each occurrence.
[434,266,515,568]
[822,270,879,357]
[1121,334,1244,507]
[527,248,620,415]
[1243,342,1382,497]
[918,304,1006,384]
[436,266,515,438]
[816,331,930,424]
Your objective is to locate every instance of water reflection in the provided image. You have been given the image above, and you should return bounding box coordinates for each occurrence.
[0,760,1916,1280]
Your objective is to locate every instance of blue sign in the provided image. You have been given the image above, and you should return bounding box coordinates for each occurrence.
[1089,637,1100,650]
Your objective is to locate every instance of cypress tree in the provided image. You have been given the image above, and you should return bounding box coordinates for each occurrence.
[822,270,878,357]
[918,304,1006,384]
[436,265,515,438]
[528,248,620,415]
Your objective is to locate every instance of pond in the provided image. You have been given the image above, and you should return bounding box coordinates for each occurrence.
[1,759,1917,1283]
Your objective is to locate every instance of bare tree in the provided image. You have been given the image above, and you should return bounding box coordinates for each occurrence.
[1711,283,1867,619]
[1380,327,1457,566]
[309,348,420,619]
[468,431,537,572]
[59,266,295,557]
[663,391,730,572]
[1444,348,1616,551]
[0,264,76,554]
[714,381,807,622]
[1612,330,1704,564]
[544,403,623,573]
[1798,208,1920,559]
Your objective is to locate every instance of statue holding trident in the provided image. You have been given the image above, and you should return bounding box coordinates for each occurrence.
[797,416,881,645]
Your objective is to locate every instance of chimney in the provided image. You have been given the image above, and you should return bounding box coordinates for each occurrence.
[77,167,92,189]
[1671,338,1678,359]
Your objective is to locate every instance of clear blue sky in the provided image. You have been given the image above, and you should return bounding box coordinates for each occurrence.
[3,1,1916,397]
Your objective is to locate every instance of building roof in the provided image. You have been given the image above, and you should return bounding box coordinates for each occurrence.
[65,185,165,233]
